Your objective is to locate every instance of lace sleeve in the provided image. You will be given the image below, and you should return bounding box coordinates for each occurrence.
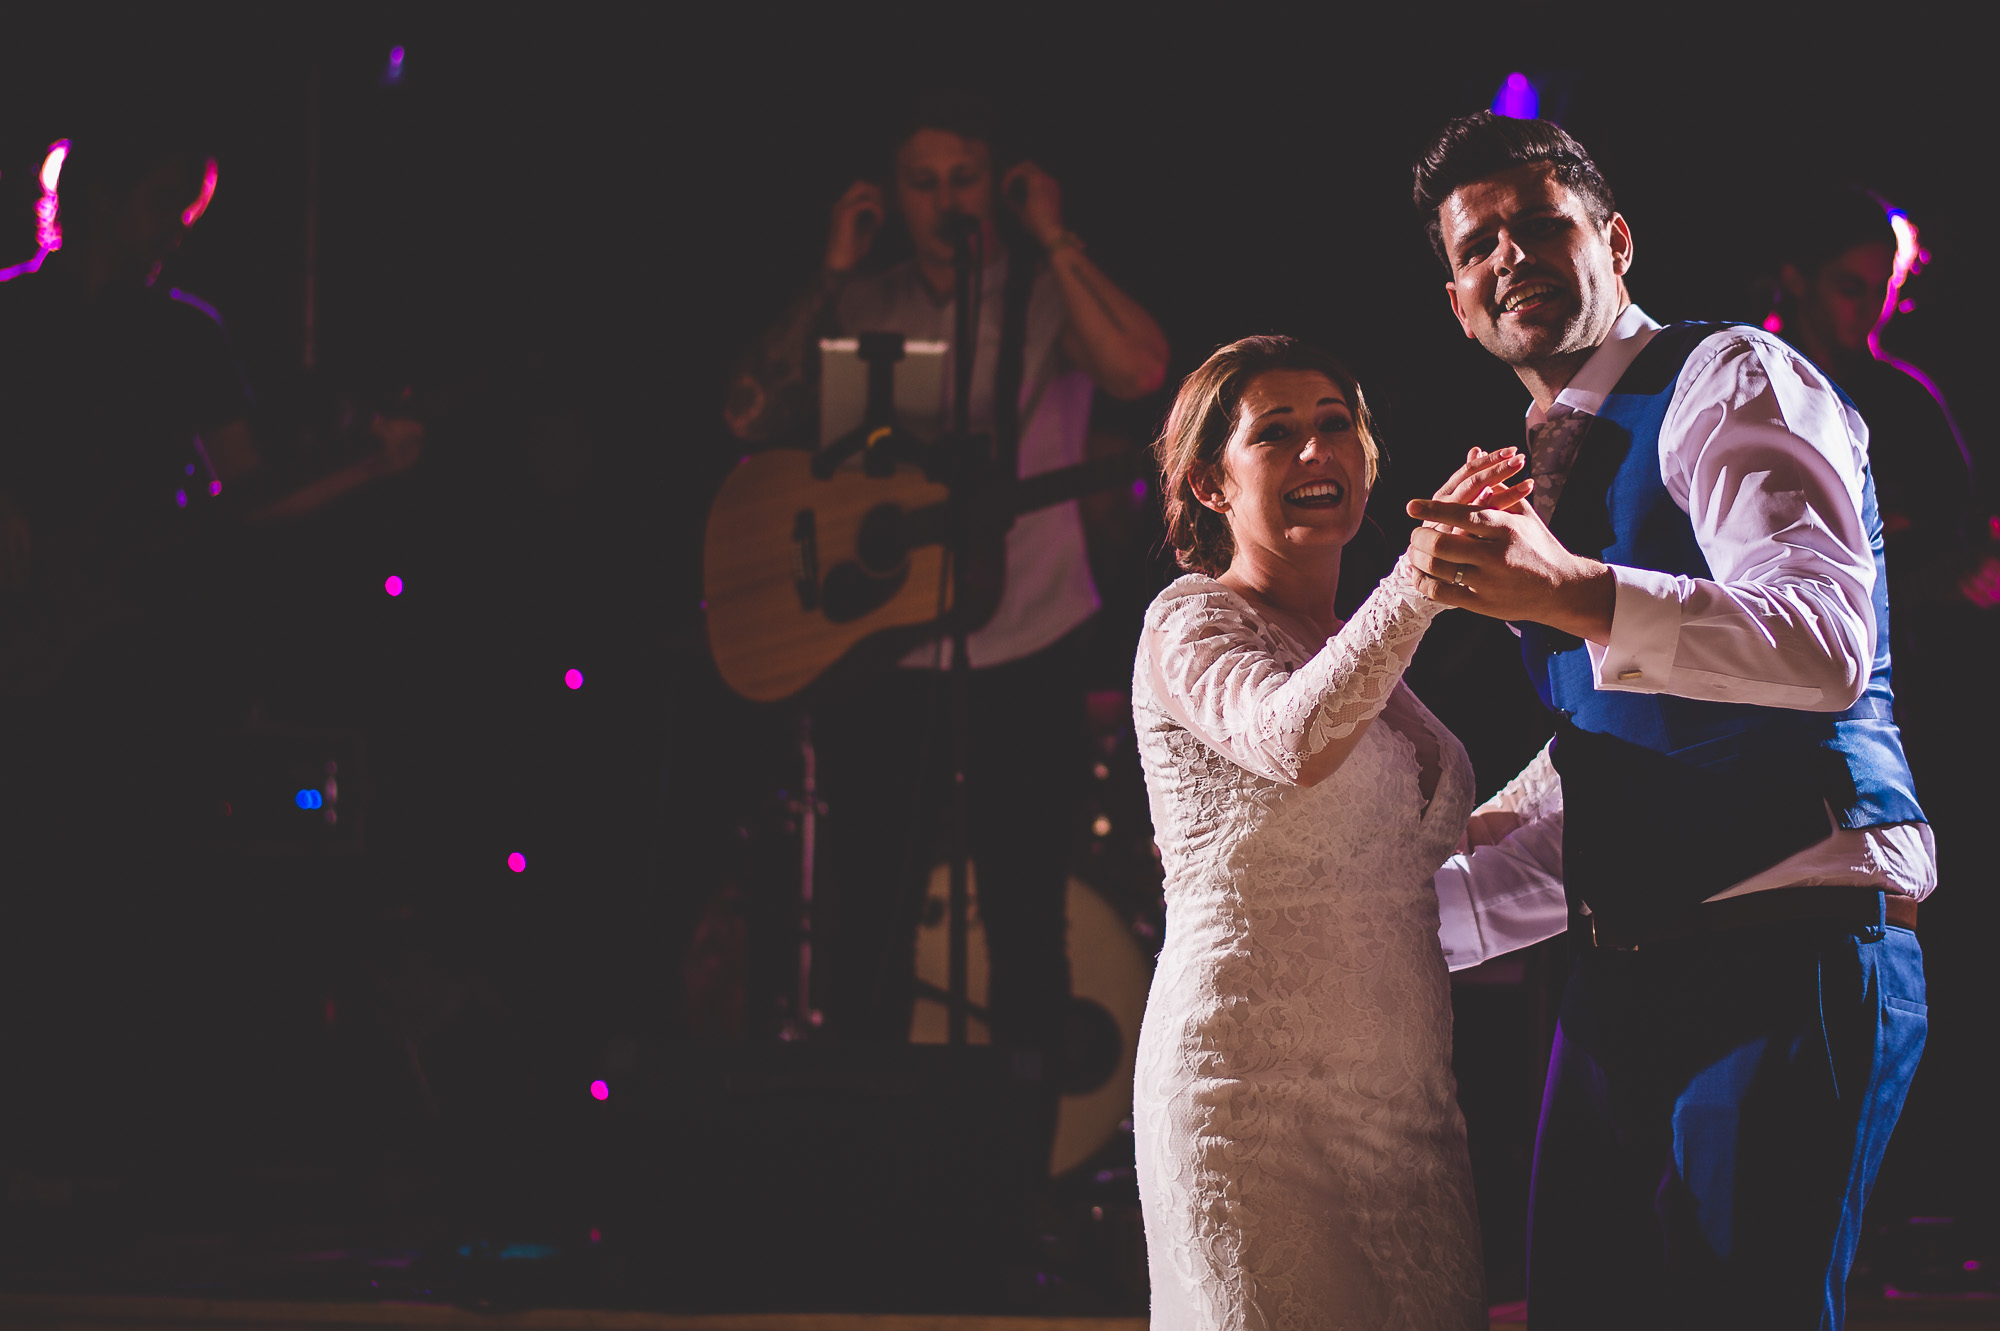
[1143,555,1442,786]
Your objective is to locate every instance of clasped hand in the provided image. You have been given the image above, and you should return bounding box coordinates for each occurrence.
[1407,448,1616,643]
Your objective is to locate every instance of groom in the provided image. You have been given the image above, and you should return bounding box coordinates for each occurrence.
[1405,113,1932,1328]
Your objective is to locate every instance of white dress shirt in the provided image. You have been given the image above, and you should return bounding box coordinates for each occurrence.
[1435,304,1937,971]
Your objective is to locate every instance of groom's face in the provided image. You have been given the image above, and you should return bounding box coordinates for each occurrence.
[1437,162,1632,368]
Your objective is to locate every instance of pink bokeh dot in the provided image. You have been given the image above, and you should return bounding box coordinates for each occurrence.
[589,1079,609,1101]
[564,668,584,690]
[507,852,526,873]
[384,575,404,597]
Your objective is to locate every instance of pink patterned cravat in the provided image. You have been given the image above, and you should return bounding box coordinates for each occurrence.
[1526,411,1591,524]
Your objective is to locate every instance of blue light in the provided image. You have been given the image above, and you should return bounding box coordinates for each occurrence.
[296,789,324,810]
[1492,72,1539,120]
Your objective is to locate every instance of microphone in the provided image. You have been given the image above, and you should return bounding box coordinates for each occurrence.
[937,211,982,245]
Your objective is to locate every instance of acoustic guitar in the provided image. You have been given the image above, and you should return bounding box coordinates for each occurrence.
[703,449,1138,702]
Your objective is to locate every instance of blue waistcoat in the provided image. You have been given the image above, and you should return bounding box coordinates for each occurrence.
[1518,322,1926,930]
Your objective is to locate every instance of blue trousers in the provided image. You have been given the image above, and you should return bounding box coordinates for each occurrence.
[1527,920,1926,1329]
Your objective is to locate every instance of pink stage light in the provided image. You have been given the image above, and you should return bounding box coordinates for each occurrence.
[588,1227,602,1244]
[39,141,67,194]
[507,852,527,873]
[384,574,405,597]
[589,1079,609,1101]
[181,158,218,227]
[1870,209,1929,358]
[565,668,584,690]
[34,140,65,251]
[1761,312,1784,333]
[1,139,70,283]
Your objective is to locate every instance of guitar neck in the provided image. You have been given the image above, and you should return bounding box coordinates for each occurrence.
[892,453,1149,557]
[1010,453,1145,517]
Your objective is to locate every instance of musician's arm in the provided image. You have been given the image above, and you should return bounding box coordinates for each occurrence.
[1001,161,1167,403]
[723,268,850,444]
[1049,247,1169,402]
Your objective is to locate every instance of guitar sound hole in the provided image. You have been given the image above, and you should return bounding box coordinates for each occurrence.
[855,504,910,574]
[821,561,909,624]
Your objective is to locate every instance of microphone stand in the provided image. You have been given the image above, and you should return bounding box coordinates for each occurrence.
[941,216,984,1047]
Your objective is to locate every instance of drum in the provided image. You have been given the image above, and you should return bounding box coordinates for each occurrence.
[910,863,1152,1177]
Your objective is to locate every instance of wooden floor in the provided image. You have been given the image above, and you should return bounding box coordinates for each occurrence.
[2,1292,1996,1331]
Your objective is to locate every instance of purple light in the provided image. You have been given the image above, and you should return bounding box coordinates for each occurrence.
[588,1227,602,1244]
[208,480,221,497]
[181,158,218,227]
[1492,72,1539,120]
[383,574,404,597]
[383,45,407,85]
[1129,477,1147,500]
[175,490,187,509]
[507,851,527,873]
[564,668,584,690]
[589,1079,609,1101]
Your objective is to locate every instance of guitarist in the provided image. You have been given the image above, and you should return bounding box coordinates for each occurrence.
[721,90,1168,1147]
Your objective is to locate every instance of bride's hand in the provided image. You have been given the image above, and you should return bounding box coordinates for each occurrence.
[1427,448,1533,531]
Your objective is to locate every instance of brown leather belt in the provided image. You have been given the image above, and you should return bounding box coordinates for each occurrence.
[1585,884,1918,951]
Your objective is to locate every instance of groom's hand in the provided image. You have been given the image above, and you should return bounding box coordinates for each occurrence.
[1404,498,1617,644]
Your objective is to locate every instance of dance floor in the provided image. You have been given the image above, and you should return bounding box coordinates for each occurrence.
[3,1294,1997,1331]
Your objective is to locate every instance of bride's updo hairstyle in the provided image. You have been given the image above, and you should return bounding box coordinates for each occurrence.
[1154,336,1381,577]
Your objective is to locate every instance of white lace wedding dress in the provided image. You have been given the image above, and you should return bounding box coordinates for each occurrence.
[1132,555,1485,1330]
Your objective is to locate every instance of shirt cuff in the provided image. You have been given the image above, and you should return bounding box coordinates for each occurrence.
[1433,860,1488,971]
[1588,564,1688,693]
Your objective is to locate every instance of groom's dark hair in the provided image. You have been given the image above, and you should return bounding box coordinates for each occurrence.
[1414,113,1617,269]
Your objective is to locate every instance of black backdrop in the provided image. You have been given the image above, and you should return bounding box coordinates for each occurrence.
[3,1,1995,1294]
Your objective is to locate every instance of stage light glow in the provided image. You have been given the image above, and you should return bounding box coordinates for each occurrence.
[507,852,527,873]
[565,668,584,690]
[1,139,70,282]
[383,45,407,85]
[384,575,404,597]
[590,1079,609,1101]
[1762,312,1784,333]
[39,140,67,194]
[296,789,324,810]
[181,158,218,227]
[1493,72,1539,120]
[588,1228,602,1244]
[208,480,221,497]
[175,490,188,509]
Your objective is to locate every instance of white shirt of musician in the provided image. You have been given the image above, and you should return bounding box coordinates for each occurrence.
[1434,304,1938,970]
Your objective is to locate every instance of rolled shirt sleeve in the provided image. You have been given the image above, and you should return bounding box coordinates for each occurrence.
[1585,331,1878,712]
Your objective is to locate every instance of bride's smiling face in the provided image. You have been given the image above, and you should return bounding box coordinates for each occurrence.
[1199,370,1370,564]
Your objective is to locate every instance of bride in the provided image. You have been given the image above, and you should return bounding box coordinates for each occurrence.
[1133,336,1531,1329]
